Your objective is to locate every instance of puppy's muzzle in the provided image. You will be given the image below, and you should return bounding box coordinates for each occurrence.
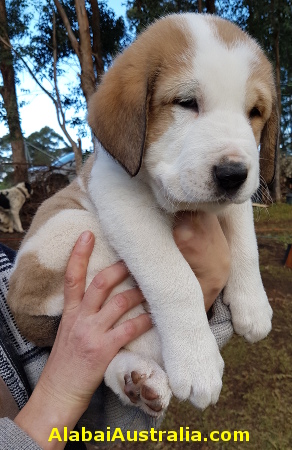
[214,162,248,194]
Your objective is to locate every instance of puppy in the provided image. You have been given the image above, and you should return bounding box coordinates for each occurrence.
[7,14,277,416]
[0,182,32,233]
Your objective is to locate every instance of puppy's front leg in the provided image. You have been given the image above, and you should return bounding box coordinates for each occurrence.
[89,153,224,409]
[219,200,272,342]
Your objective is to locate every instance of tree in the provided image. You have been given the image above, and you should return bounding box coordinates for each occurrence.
[23,0,127,172]
[218,0,292,201]
[1,1,127,179]
[26,126,72,166]
[0,126,72,183]
[0,0,28,183]
[126,0,216,34]
[30,1,126,106]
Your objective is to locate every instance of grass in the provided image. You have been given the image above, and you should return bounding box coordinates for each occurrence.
[253,202,292,224]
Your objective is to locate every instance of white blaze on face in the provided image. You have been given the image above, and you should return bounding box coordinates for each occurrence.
[144,15,261,212]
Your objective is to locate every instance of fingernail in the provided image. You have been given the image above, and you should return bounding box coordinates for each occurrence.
[80,231,92,243]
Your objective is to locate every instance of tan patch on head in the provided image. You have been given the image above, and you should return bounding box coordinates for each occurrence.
[246,56,278,185]
[241,47,278,187]
[88,15,193,176]
[7,252,65,345]
[209,15,250,47]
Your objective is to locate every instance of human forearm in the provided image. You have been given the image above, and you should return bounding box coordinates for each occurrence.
[15,232,152,449]
[14,381,84,450]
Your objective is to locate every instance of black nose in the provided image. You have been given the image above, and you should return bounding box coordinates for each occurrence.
[214,162,248,192]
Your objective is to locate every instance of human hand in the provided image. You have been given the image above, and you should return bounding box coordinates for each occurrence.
[14,231,152,449]
[173,211,231,311]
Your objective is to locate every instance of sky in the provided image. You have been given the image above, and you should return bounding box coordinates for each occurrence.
[0,1,128,159]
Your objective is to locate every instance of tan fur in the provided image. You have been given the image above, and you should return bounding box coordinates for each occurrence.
[79,153,95,190]
[211,15,250,46]
[88,16,191,176]
[7,159,95,343]
[24,160,93,241]
[246,56,278,186]
[13,312,60,347]
[258,92,278,185]
[8,253,64,315]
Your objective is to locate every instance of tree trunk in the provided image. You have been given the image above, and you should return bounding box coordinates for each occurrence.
[52,9,83,174]
[206,0,215,14]
[75,0,96,102]
[90,0,104,81]
[270,1,282,202]
[273,28,282,202]
[0,0,27,183]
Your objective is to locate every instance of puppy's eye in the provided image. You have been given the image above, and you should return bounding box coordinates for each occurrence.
[175,99,199,113]
[249,107,261,119]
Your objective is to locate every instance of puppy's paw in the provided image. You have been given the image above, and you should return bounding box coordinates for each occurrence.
[225,289,272,343]
[105,351,171,417]
[163,329,224,410]
[123,369,170,416]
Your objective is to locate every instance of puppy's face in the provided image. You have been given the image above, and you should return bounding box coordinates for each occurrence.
[88,14,278,213]
[144,16,275,212]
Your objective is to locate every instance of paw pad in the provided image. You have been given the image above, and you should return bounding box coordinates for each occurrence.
[124,371,163,413]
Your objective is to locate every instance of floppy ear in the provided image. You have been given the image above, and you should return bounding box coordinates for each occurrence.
[259,98,279,186]
[88,50,156,177]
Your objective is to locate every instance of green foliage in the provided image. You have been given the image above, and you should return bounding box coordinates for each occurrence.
[25,126,72,166]
[30,0,127,78]
[5,0,32,40]
[126,0,198,34]
[0,0,129,181]
[0,126,72,179]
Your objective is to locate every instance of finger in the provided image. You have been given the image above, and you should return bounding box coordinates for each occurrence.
[81,261,129,314]
[173,213,203,263]
[107,313,152,352]
[64,231,95,311]
[93,288,145,331]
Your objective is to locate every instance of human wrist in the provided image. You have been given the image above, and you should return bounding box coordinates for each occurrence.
[14,379,87,449]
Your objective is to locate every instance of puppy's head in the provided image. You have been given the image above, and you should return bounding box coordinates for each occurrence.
[88,14,278,212]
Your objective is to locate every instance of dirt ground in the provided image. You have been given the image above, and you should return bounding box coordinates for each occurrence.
[0,190,291,450]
